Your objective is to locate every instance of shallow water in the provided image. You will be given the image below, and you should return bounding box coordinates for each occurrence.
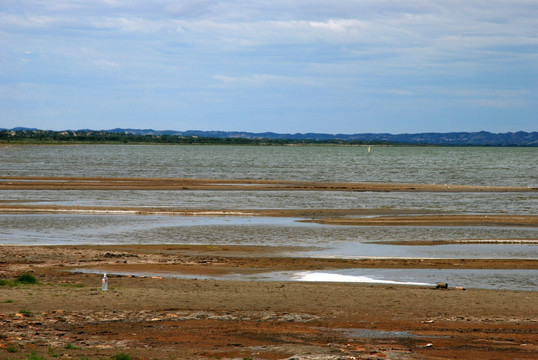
[1,145,537,290]
[338,328,432,339]
[2,214,536,258]
[4,189,537,214]
[72,267,538,291]
[287,268,538,291]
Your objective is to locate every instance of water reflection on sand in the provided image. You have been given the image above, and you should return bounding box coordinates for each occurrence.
[72,267,538,291]
[2,213,536,259]
[4,212,537,290]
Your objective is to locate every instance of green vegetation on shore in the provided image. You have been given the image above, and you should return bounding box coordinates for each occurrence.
[0,129,388,146]
[0,273,39,287]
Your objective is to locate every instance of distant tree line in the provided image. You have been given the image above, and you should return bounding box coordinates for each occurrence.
[0,129,387,146]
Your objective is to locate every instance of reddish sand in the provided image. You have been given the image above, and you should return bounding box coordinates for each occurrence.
[0,245,537,359]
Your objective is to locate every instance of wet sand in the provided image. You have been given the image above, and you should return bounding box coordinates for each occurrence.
[1,175,536,192]
[1,176,537,359]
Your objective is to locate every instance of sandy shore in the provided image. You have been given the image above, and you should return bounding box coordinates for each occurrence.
[1,176,537,359]
[1,245,537,359]
[1,176,536,192]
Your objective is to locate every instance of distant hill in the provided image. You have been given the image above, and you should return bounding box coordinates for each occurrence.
[103,129,538,146]
[3,128,537,146]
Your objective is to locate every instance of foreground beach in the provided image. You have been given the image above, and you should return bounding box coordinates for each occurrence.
[1,245,537,359]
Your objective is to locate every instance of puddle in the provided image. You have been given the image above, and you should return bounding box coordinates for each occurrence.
[291,271,433,286]
[339,328,426,339]
[70,267,538,291]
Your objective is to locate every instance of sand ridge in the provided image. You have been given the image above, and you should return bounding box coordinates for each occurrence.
[1,175,536,191]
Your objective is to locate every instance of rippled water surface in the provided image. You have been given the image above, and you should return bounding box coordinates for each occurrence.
[1,145,536,290]
[2,144,537,186]
[3,189,537,214]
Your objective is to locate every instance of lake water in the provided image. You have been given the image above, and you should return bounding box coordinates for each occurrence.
[1,145,537,290]
[2,144,537,186]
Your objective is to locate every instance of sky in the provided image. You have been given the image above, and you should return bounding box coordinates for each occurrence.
[1,1,537,134]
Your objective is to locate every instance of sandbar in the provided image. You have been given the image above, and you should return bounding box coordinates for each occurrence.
[1,176,536,192]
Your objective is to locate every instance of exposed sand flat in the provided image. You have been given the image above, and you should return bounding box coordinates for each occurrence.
[305,214,538,227]
[1,176,536,191]
[0,245,537,359]
[2,245,537,271]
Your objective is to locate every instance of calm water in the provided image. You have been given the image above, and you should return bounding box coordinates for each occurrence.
[1,145,537,290]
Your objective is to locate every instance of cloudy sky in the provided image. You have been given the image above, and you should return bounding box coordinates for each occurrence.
[1,1,537,134]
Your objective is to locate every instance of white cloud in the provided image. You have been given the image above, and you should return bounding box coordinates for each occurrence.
[0,14,57,28]
[93,16,165,33]
[3,1,536,52]
[213,73,315,88]
[213,74,237,84]
[92,59,120,68]
[308,19,364,33]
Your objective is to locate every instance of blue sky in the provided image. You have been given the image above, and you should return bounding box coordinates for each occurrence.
[1,1,537,134]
